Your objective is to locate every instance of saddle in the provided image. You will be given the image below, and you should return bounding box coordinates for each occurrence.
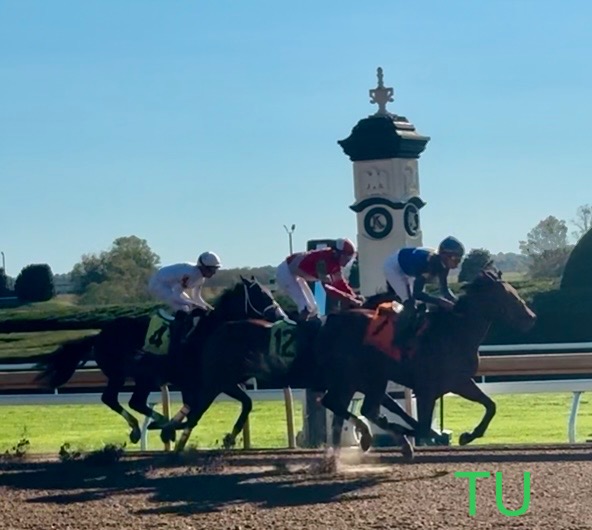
[364,301,428,361]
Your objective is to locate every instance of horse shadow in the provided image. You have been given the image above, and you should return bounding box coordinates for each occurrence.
[0,455,447,516]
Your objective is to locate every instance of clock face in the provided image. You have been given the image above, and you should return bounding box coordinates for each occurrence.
[364,206,393,240]
[404,203,420,237]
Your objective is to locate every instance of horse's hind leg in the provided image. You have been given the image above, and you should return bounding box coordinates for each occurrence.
[380,393,443,441]
[221,385,253,449]
[172,388,221,452]
[451,378,496,446]
[128,382,170,430]
[321,389,372,452]
[360,388,414,461]
[101,376,142,444]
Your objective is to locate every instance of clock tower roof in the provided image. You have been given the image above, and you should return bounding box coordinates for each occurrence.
[338,67,430,162]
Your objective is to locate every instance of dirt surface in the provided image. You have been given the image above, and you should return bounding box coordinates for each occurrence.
[1,445,592,530]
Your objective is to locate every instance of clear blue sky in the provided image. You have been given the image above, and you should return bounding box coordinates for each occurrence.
[2,0,591,275]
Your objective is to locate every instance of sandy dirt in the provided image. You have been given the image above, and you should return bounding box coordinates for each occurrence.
[1,445,591,530]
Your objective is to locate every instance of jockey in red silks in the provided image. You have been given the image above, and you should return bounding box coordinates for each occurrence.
[276,238,362,321]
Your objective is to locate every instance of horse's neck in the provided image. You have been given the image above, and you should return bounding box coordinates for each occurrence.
[429,302,492,357]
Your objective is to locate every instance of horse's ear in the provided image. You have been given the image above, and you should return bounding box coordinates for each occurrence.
[251,275,256,282]
[239,275,247,283]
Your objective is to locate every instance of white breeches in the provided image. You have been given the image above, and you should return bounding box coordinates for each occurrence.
[383,251,414,302]
[148,278,193,313]
[276,260,318,314]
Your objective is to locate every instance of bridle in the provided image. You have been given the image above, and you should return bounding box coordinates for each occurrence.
[243,282,286,319]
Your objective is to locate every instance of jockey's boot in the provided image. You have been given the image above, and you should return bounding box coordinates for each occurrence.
[297,308,311,322]
[168,311,189,370]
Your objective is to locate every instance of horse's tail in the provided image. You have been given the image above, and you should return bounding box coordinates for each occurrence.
[34,334,98,388]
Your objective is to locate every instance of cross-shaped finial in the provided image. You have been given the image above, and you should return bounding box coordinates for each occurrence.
[369,66,394,116]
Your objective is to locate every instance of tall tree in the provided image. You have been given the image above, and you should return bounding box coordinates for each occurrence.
[519,216,571,279]
[570,204,592,242]
[519,216,569,256]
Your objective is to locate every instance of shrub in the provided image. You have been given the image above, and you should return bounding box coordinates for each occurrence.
[14,264,55,302]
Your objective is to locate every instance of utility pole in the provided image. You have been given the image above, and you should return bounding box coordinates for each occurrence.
[283,224,296,254]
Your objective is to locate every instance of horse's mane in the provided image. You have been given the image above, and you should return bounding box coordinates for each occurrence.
[212,281,244,309]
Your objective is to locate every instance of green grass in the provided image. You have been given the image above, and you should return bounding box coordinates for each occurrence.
[2,393,592,455]
[0,330,99,361]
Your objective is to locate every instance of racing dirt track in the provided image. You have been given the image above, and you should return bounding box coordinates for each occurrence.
[1,444,592,530]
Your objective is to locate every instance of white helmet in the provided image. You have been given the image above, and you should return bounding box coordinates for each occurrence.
[198,251,222,269]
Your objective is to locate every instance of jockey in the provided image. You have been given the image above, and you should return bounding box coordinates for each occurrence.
[276,238,362,321]
[147,251,222,360]
[383,236,465,347]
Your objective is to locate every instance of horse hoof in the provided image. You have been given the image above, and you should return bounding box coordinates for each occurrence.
[401,440,414,462]
[222,434,236,449]
[161,427,175,444]
[360,431,373,452]
[459,432,472,446]
[130,428,142,444]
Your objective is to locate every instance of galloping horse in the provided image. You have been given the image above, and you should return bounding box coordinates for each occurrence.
[312,266,537,458]
[162,266,536,459]
[35,276,287,445]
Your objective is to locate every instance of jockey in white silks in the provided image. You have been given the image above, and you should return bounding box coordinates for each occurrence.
[147,251,222,359]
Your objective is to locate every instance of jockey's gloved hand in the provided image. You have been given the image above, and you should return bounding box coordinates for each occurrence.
[190,306,209,318]
[437,298,455,311]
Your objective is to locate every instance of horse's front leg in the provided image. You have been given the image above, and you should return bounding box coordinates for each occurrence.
[414,392,438,446]
[451,378,496,446]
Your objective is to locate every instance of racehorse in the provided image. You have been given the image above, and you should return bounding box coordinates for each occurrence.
[312,266,537,458]
[161,266,536,460]
[35,276,287,445]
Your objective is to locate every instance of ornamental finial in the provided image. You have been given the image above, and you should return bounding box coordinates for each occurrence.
[369,67,394,116]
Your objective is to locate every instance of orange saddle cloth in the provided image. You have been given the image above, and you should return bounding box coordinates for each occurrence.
[363,301,405,361]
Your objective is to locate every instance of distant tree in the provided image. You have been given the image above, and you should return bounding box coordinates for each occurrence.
[528,248,572,279]
[519,216,569,256]
[491,252,529,273]
[14,263,55,302]
[458,248,492,283]
[570,204,592,243]
[519,216,571,279]
[70,253,108,293]
[71,235,161,304]
[0,268,9,296]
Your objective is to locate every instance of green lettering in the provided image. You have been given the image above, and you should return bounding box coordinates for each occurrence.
[495,471,531,517]
[455,471,491,516]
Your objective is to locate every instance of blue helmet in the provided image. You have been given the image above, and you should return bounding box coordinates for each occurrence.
[438,236,465,257]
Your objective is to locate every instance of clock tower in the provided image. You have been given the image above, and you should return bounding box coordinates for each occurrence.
[338,67,430,297]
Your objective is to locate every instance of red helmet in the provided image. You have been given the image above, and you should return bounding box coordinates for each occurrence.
[335,237,356,256]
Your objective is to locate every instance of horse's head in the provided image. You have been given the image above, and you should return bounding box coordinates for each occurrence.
[239,275,288,322]
[460,265,537,332]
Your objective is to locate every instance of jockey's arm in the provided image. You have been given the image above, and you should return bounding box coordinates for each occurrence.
[327,270,357,298]
[412,275,444,306]
[189,282,214,311]
[314,260,331,283]
[438,270,458,302]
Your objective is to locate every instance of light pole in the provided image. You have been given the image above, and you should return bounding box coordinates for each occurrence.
[283,224,296,254]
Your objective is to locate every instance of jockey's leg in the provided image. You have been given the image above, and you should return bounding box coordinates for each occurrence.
[276,260,310,320]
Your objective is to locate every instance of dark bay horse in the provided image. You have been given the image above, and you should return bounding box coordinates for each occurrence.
[35,276,287,445]
[162,267,536,458]
[312,267,537,458]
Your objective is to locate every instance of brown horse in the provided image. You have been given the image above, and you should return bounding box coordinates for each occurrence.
[161,266,537,457]
[35,276,287,446]
[311,267,537,458]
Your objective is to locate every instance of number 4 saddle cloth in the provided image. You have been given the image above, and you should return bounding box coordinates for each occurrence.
[142,309,175,356]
